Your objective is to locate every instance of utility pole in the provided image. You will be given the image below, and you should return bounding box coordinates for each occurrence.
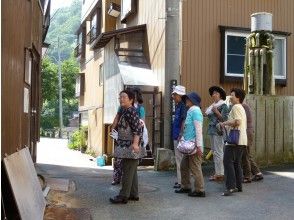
[57,37,63,137]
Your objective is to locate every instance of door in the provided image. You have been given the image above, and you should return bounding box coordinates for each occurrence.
[152,88,163,157]
[30,46,41,162]
[142,87,163,158]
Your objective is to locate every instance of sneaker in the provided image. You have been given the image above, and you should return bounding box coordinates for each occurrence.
[221,188,238,196]
[188,191,206,197]
[175,188,191,193]
[128,196,139,201]
[252,174,263,181]
[109,195,128,204]
[173,183,181,189]
[111,181,120,185]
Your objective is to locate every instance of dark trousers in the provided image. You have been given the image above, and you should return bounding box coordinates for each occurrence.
[242,132,261,178]
[119,159,138,198]
[223,145,245,190]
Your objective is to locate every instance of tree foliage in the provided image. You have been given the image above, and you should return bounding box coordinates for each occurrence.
[62,56,80,102]
[41,57,58,102]
[45,0,82,62]
[41,56,79,129]
[41,0,81,130]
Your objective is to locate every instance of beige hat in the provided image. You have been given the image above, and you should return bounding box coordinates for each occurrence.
[172,85,186,96]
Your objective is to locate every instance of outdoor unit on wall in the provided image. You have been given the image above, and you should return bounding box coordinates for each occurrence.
[108,2,121,17]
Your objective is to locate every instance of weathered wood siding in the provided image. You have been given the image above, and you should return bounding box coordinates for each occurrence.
[246,95,294,165]
[122,0,166,90]
[180,0,294,108]
[1,0,43,159]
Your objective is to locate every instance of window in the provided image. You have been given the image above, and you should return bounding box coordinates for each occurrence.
[99,64,103,86]
[90,13,97,39]
[76,73,85,97]
[225,32,247,77]
[121,0,136,23]
[75,26,86,58]
[220,26,289,85]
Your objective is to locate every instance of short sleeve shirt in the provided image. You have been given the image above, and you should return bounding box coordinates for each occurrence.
[228,104,247,146]
[207,103,229,135]
[183,106,203,143]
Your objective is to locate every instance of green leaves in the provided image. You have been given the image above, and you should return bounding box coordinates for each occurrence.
[41,57,79,129]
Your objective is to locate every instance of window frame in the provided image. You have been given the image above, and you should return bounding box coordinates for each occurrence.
[121,0,137,23]
[219,26,290,86]
[99,64,103,86]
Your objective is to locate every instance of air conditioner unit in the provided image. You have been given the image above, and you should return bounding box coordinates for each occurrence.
[108,2,121,17]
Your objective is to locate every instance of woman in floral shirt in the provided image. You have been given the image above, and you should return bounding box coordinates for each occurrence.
[110,89,146,204]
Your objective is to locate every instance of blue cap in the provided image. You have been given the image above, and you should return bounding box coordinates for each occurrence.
[183,92,201,107]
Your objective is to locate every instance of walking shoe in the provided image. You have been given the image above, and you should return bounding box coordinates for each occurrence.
[173,183,181,189]
[243,178,252,183]
[111,181,120,185]
[209,175,216,181]
[215,175,224,181]
[221,188,238,196]
[128,196,139,201]
[252,174,263,181]
[109,195,128,204]
[175,188,191,193]
[188,191,206,197]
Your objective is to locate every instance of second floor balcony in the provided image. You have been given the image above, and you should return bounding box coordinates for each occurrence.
[87,26,100,45]
[74,43,83,57]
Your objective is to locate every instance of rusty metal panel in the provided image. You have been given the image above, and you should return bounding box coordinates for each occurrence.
[44,207,91,220]
[3,147,46,220]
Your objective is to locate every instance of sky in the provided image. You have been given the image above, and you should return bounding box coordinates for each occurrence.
[51,0,75,12]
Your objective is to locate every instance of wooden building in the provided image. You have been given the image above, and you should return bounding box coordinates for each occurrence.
[75,0,172,157]
[75,0,294,158]
[1,0,51,217]
[2,0,51,160]
[180,0,294,108]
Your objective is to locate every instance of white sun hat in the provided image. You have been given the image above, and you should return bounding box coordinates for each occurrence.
[172,85,186,96]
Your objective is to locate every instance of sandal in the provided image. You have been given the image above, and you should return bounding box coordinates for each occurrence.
[221,188,238,196]
[215,175,224,181]
[209,175,216,181]
[252,174,263,181]
[243,178,252,183]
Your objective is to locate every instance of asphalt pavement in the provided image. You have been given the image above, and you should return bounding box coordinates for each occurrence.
[37,138,294,220]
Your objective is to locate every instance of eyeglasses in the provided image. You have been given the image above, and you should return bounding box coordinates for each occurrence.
[118,95,129,100]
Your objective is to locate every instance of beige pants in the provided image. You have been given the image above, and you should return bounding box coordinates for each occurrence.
[174,140,183,184]
[180,154,205,192]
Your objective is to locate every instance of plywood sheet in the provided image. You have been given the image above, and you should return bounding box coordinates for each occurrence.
[3,147,46,220]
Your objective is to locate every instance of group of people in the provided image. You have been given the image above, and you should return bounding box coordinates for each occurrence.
[172,85,263,197]
[108,85,264,204]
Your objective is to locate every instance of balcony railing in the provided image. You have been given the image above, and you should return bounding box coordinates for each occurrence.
[87,26,100,44]
[74,44,82,57]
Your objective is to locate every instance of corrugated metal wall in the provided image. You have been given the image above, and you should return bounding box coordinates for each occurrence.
[180,0,294,108]
[126,0,166,90]
[1,0,43,158]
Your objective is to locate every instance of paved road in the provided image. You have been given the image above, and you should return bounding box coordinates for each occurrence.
[37,138,294,220]
[37,137,112,170]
